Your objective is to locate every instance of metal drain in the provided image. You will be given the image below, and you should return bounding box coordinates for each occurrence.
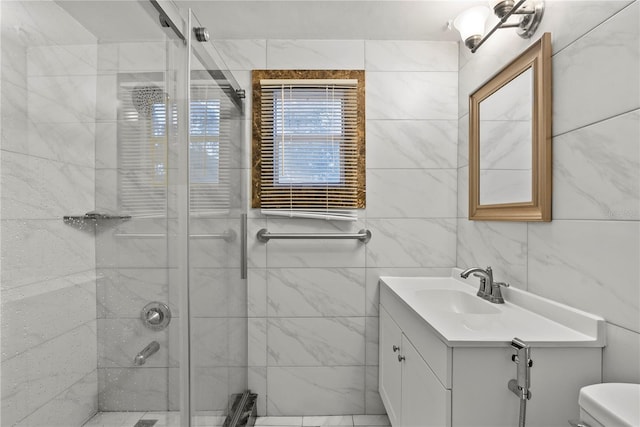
[133,420,157,427]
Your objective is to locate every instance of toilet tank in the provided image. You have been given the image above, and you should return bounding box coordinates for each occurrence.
[578,383,640,427]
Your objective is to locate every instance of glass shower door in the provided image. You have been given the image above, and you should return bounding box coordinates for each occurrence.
[92,1,186,422]
[183,10,248,425]
[1,1,246,425]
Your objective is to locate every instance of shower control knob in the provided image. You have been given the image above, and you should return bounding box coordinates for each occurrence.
[141,302,171,331]
[392,345,400,352]
[146,308,162,325]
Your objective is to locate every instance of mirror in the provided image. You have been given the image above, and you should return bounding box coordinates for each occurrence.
[469,33,551,221]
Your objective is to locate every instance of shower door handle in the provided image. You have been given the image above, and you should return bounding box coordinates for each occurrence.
[240,214,247,279]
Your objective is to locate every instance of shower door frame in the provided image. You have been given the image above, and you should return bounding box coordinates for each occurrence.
[148,2,245,426]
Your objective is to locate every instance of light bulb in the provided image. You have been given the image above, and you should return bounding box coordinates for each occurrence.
[453,6,490,50]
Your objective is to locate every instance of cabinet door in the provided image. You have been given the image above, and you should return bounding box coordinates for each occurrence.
[379,306,403,426]
[401,335,451,427]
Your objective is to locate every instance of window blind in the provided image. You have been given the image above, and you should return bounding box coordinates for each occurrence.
[118,82,169,217]
[118,79,230,218]
[189,84,230,216]
[255,74,365,220]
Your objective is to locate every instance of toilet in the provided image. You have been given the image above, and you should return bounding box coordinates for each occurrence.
[577,383,640,427]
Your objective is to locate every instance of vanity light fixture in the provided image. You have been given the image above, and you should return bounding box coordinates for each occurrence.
[453,0,545,53]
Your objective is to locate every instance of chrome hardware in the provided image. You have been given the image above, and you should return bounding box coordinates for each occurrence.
[241,214,247,279]
[193,27,209,42]
[516,0,545,39]
[134,341,160,366]
[141,302,171,331]
[392,345,400,352]
[114,231,235,241]
[460,266,493,299]
[257,228,372,243]
[461,266,510,304]
[236,89,246,99]
[489,281,510,304]
[509,338,532,400]
[397,355,405,362]
[158,14,171,28]
[568,420,591,427]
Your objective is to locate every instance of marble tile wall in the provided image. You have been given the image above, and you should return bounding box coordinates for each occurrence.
[457,0,640,384]
[1,2,98,426]
[213,39,459,416]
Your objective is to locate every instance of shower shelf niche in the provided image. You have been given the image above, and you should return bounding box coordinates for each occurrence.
[63,211,131,230]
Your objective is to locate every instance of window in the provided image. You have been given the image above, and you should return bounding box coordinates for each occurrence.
[118,78,229,217]
[252,70,365,220]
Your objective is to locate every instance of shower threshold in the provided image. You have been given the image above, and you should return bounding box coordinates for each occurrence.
[83,411,225,427]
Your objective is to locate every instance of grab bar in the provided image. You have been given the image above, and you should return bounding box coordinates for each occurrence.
[256,228,371,243]
[114,230,236,242]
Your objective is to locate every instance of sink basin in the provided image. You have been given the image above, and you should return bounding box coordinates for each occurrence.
[379,274,605,346]
[413,289,501,315]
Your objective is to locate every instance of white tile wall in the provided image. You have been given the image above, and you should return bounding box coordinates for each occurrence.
[553,110,640,220]
[457,0,640,384]
[225,39,459,416]
[267,268,365,317]
[366,72,457,120]
[266,40,365,69]
[365,41,457,72]
[1,2,98,425]
[553,1,639,136]
[528,220,640,332]
[267,367,366,416]
[366,120,457,170]
[267,317,366,366]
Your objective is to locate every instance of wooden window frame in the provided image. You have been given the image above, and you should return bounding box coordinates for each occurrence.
[251,69,366,209]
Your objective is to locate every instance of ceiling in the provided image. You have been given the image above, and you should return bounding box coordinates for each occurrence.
[57,0,485,42]
[179,1,480,41]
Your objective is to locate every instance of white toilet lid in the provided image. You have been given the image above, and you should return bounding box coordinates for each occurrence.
[579,383,640,427]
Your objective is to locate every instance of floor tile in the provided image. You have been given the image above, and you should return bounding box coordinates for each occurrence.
[255,416,303,426]
[194,415,226,426]
[83,412,145,427]
[140,412,181,427]
[84,411,388,427]
[353,415,390,426]
[303,415,353,426]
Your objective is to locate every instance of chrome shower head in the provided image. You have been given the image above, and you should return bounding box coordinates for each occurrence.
[131,84,166,118]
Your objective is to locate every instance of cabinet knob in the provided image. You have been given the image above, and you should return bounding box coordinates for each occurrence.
[392,345,400,352]
[398,355,405,362]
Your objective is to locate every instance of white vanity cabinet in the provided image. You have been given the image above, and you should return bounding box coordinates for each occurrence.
[379,305,451,427]
[378,275,605,427]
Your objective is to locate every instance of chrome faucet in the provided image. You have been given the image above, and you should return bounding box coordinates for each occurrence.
[460,266,494,298]
[460,266,510,303]
[134,341,160,366]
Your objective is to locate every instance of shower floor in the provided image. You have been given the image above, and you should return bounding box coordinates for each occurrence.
[83,413,390,427]
[83,411,224,427]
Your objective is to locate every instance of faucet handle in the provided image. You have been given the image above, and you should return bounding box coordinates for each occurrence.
[489,281,509,303]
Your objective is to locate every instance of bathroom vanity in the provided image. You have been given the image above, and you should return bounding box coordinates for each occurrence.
[378,271,605,427]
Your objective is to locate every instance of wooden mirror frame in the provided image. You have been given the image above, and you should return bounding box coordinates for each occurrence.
[469,32,552,222]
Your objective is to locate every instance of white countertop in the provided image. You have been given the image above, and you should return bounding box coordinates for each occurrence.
[380,271,606,347]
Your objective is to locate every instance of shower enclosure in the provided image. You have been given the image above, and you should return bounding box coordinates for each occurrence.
[1,1,248,426]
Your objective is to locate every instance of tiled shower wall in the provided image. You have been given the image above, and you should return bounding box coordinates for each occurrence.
[1,2,98,425]
[457,0,640,383]
[212,39,459,416]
